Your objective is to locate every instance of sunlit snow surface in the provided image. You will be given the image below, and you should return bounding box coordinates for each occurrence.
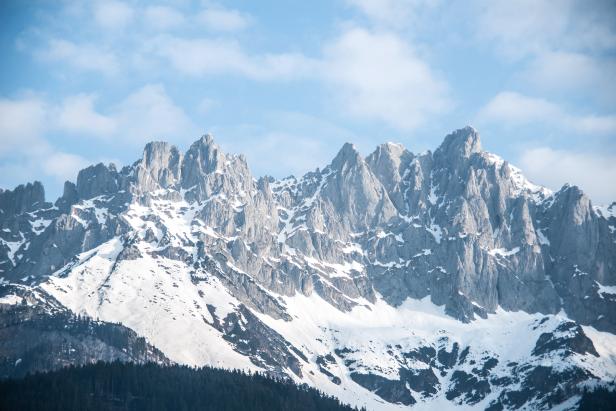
[17,183,612,410]
[42,238,252,370]
[39,235,616,411]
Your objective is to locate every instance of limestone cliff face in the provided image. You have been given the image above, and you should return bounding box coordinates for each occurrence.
[1,127,615,409]
[0,181,46,217]
[1,127,614,332]
[0,284,170,378]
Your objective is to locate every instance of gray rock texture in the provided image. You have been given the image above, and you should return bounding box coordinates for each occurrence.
[0,284,169,378]
[1,127,614,332]
[1,126,615,409]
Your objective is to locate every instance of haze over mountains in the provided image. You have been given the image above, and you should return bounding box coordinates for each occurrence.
[1,127,615,410]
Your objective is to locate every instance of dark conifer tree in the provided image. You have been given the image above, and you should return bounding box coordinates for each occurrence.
[0,361,367,411]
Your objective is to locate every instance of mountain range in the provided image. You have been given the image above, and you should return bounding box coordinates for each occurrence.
[1,126,615,410]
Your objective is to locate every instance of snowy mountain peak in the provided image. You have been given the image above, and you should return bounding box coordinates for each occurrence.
[137,141,182,191]
[331,142,362,170]
[0,181,46,216]
[75,162,121,200]
[436,126,482,160]
[1,127,615,410]
[184,134,225,175]
[202,133,215,144]
[368,142,411,165]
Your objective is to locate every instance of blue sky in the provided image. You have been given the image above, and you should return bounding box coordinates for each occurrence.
[1,0,615,203]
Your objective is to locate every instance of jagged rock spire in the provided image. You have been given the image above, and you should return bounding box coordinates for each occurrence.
[330,142,362,171]
[136,141,182,191]
[181,134,225,188]
[0,181,46,217]
[435,126,482,160]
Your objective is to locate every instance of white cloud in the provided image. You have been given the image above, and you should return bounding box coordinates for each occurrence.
[151,28,447,131]
[37,39,119,75]
[478,92,561,124]
[0,85,197,192]
[476,0,616,57]
[0,96,90,191]
[475,0,616,103]
[214,111,359,179]
[322,28,450,130]
[0,96,47,154]
[346,0,438,28]
[476,0,569,57]
[41,151,90,182]
[518,147,616,204]
[197,7,250,32]
[151,37,251,76]
[259,53,317,80]
[56,94,117,137]
[478,91,616,135]
[521,51,616,101]
[197,98,218,114]
[523,52,603,90]
[572,115,616,135]
[24,3,449,136]
[1,88,190,146]
[144,5,185,30]
[0,160,39,191]
[111,84,196,144]
[94,0,135,30]
[0,87,193,147]
[231,131,328,177]
[151,36,316,80]
[0,146,89,195]
[474,0,616,104]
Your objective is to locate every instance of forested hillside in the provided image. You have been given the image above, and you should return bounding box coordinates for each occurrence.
[0,362,362,411]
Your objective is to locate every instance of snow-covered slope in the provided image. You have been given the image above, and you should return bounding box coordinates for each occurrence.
[0,283,170,378]
[32,230,616,410]
[1,127,616,410]
[35,239,616,409]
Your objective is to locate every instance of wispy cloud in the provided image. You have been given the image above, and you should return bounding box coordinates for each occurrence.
[143,5,185,30]
[345,0,438,29]
[322,27,451,130]
[475,0,616,106]
[35,38,119,75]
[475,0,616,57]
[518,147,616,204]
[478,91,616,135]
[94,0,135,31]
[149,36,317,80]
[0,95,89,189]
[21,1,452,133]
[0,96,47,155]
[213,111,359,179]
[197,6,251,32]
[520,51,616,104]
[4,0,616,199]
[110,84,197,144]
[56,94,117,138]
[0,84,198,191]
[41,151,90,183]
[149,26,453,131]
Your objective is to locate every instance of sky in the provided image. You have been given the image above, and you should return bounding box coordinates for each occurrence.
[0,0,615,204]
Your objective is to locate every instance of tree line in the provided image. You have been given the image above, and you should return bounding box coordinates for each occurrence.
[0,361,366,411]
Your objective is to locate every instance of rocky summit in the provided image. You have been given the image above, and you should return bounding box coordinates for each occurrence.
[1,126,615,410]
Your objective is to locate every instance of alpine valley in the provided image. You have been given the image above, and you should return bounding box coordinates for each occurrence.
[1,126,615,410]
